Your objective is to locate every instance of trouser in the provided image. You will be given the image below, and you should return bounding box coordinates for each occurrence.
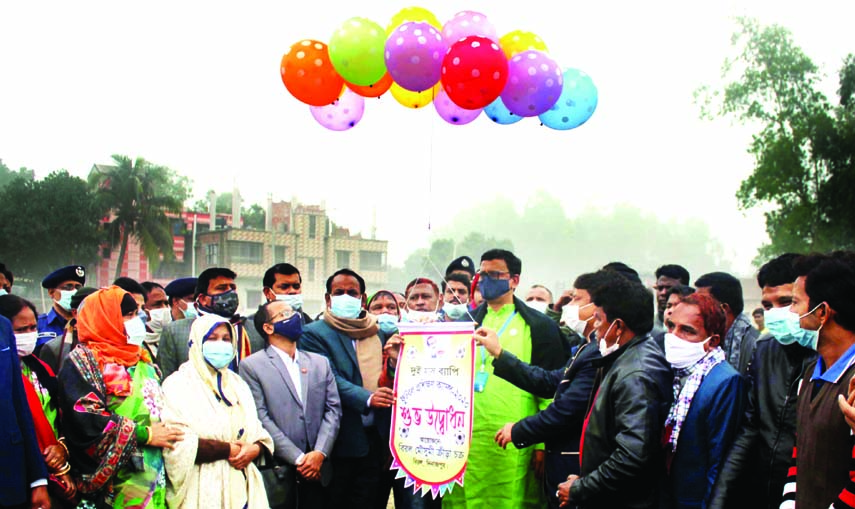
[380,462,442,509]
[330,426,387,509]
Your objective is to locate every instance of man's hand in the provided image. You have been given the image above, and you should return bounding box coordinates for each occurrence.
[532,450,545,481]
[838,374,855,430]
[43,444,67,472]
[148,422,185,450]
[229,441,261,470]
[557,475,579,507]
[474,328,501,358]
[494,423,514,449]
[383,334,404,367]
[296,451,325,481]
[370,387,395,409]
[30,485,50,509]
[554,290,573,313]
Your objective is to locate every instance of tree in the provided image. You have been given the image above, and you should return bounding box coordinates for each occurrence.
[0,171,104,284]
[192,190,267,230]
[0,159,35,189]
[243,203,266,230]
[698,17,855,261]
[90,155,191,280]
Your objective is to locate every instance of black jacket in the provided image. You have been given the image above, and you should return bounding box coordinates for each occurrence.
[709,336,815,509]
[472,296,573,371]
[569,333,673,509]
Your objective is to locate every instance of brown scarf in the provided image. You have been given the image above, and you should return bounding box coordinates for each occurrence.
[324,311,382,392]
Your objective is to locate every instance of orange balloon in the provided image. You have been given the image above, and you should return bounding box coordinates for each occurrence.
[346,73,394,98]
[280,39,344,106]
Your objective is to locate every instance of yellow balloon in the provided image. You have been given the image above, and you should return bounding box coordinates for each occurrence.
[386,6,442,34]
[499,30,549,60]
[390,82,439,109]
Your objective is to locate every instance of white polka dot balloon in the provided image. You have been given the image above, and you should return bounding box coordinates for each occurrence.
[384,21,447,92]
[434,86,482,125]
[500,50,563,117]
[442,10,498,43]
[309,88,366,131]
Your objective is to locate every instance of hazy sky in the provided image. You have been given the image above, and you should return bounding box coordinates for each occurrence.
[1,0,852,275]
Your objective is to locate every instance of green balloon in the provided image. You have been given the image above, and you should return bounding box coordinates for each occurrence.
[329,17,387,86]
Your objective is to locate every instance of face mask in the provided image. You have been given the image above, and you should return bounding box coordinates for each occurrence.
[124,316,147,346]
[275,293,304,311]
[330,294,362,319]
[57,289,77,312]
[183,302,199,319]
[562,303,594,336]
[478,275,511,302]
[764,306,807,346]
[272,313,303,341]
[526,300,549,314]
[0,288,7,297]
[376,313,399,335]
[598,321,621,357]
[202,340,235,370]
[443,302,469,321]
[796,303,824,350]
[406,309,438,323]
[203,290,239,318]
[664,333,711,369]
[148,307,173,333]
[15,332,38,357]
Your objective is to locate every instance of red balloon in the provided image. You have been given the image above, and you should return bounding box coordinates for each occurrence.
[440,36,508,110]
[346,72,394,98]
[280,40,344,106]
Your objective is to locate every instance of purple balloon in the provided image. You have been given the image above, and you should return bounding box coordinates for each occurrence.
[442,11,497,43]
[385,22,447,92]
[500,50,563,117]
[434,86,482,125]
[309,89,365,131]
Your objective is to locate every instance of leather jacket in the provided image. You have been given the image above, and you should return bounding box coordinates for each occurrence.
[709,336,816,509]
[569,333,673,509]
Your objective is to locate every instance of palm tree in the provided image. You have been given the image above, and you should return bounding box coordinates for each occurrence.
[90,155,188,280]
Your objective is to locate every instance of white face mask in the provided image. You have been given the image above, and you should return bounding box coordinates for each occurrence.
[598,321,621,357]
[526,300,549,314]
[562,303,594,336]
[275,293,303,311]
[147,307,172,333]
[15,332,38,357]
[124,316,147,346]
[664,333,711,369]
[406,309,439,323]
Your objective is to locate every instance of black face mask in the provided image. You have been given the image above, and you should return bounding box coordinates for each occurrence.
[201,290,239,318]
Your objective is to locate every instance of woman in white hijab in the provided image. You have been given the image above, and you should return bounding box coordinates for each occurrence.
[161,314,273,509]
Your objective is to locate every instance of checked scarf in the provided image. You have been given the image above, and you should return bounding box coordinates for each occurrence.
[664,347,726,452]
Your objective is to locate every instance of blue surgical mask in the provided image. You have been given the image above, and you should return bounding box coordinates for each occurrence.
[272,313,303,341]
[202,340,235,370]
[275,293,303,311]
[330,294,362,319]
[443,302,469,321]
[183,302,199,319]
[0,288,7,297]
[57,289,77,312]
[765,305,818,350]
[376,313,399,334]
[478,275,511,302]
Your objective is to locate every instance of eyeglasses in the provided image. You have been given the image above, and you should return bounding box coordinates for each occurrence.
[477,270,512,280]
[58,283,83,291]
[267,309,296,324]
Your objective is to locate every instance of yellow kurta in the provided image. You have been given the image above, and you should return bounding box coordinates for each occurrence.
[444,303,548,509]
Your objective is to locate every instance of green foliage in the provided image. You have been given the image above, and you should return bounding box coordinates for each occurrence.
[91,155,190,279]
[0,170,104,284]
[192,190,267,229]
[0,159,35,189]
[243,204,266,230]
[699,17,855,263]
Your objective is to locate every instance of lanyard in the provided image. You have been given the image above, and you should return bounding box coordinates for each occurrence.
[480,311,518,371]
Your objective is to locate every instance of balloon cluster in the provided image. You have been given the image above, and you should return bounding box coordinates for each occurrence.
[279,7,598,131]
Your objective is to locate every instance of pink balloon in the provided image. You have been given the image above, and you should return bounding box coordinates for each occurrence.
[442,11,497,43]
[434,86,482,125]
[309,88,365,131]
[500,50,563,117]
[385,22,447,92]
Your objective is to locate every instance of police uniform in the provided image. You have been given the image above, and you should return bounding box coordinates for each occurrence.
[37,265,85,347]
[446,255,476,278]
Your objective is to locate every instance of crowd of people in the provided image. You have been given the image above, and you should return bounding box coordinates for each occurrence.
[2,248,855,509]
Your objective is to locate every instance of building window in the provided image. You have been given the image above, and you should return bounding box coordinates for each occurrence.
[335,250,351,269]
[205,244,219,265]
[274,246,287,263]
[307,258,316,281]
[309,215,317,239]
[360,251,385,271]
[228,241,263,264]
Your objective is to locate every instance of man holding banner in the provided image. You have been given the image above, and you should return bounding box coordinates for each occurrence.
[443,249,571,509]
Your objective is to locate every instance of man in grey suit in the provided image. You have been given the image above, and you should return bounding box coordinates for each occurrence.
[241,299,341,509]
[157,268,264,379]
